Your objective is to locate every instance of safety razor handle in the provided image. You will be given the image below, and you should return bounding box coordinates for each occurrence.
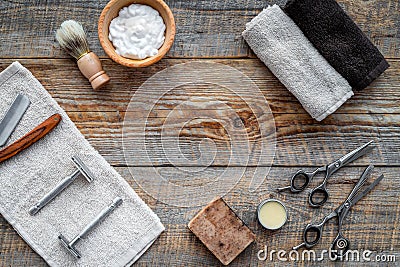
[29,155,95,216]
[59,197,123,259]
[0,114,62,164]
[29,169,81,215]
[72,197,123,243]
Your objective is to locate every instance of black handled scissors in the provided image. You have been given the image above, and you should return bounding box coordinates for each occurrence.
[292,165,384,259]
[277,140,375,207]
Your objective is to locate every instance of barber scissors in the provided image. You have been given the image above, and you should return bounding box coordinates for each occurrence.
[293,165,384,259]
[277,140,375,207]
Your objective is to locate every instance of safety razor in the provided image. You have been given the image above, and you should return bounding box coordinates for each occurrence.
[59,197,123,259]
[29,156,95,216]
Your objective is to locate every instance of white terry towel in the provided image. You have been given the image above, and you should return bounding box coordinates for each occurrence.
[242,5,353,121]
[0,62,164,266]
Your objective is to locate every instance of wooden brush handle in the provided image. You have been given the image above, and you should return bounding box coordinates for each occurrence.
[77,52,110,90]
[0,114,62,164]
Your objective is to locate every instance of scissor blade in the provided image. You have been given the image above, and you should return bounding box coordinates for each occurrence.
[345,165,374,203]
[350,174,384,205]
[339,140,375,167]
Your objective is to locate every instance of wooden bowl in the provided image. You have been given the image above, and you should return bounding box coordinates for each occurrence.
[98,0,175,68]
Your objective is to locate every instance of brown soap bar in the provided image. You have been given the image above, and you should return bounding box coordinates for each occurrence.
[188,197,256,265]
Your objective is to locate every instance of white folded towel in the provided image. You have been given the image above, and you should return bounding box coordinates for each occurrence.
[242,5,353,121]
[0,62,164,266]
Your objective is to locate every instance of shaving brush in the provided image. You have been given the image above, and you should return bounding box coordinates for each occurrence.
[56,20,110,90]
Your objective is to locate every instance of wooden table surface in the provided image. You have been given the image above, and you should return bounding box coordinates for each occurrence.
[0,0,399,266]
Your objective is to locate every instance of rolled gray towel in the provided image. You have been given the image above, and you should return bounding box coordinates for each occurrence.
[242,5,353,121]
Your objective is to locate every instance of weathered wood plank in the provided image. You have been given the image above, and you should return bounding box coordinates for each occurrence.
[0,59,399,114]
[32,110,398,167]
[0,1,399,266]
[1,167,399,266]
[0,57,398,166]
[0,0,398,58]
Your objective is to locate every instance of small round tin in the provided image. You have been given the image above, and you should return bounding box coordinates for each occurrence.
[257,199,288,230]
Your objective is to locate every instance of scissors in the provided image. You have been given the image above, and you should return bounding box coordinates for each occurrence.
[292,165,384,259]
[277,140,375,207]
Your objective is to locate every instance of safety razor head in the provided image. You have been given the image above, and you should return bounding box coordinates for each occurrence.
[58,234,81,259]
[71,156,95,182]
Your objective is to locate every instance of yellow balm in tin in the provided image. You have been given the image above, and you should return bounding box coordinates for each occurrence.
[257,199,287,230]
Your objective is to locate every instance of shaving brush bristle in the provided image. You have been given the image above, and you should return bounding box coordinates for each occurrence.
[56,20,90,60]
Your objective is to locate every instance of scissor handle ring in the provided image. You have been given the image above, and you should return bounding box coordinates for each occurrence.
[304,225,322,246]
[290,171,311,192]
[308,187,329,207]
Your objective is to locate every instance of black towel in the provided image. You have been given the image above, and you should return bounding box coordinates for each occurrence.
[284,0,389,90]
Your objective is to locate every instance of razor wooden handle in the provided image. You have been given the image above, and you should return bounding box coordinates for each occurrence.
[0,113,62,164]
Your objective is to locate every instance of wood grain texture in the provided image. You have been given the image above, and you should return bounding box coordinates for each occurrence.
[0,0,398,58]
[0,0,399,266]
[1,167,399,266]
[79,111,400,167]
[0,59,398,114]
[0,59,397,168]
[0,60,398,265]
